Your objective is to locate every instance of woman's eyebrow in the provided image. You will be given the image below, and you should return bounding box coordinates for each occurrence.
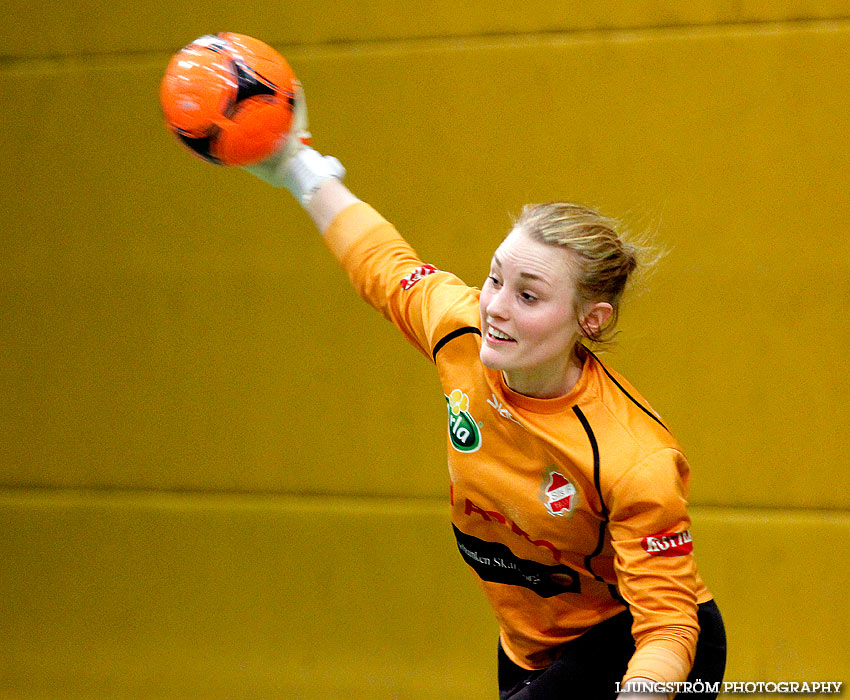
[492,253,551,286]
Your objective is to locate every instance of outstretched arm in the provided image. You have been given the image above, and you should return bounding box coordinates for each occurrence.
[244,135,356,224]
[247,142,370,259]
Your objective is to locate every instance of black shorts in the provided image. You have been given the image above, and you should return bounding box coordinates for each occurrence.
[498,600,726,700]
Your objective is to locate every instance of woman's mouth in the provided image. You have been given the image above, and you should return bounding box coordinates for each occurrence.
[486,326,516,344]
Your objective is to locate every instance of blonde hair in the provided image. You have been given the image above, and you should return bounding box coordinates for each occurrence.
[514,202,659,345]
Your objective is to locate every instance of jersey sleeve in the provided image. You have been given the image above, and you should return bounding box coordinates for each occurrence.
[322,201,477,360]
[605,448,701,685]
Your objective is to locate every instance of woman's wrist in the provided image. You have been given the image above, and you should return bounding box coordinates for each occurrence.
[308,177,361,234]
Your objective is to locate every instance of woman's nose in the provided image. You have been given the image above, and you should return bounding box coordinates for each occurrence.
[485,287,509,320]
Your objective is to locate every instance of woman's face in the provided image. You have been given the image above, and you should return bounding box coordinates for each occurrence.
[479,226,583,398]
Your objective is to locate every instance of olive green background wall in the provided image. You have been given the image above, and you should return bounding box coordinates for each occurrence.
[2,3,849,698]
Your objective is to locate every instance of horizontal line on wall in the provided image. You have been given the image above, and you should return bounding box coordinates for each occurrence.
[691,504,850,523]
[281,15,850,57]
[0,485,449,514]
[2,15,850,73]
[0,486,848,518]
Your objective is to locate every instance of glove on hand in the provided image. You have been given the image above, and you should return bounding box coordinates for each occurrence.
[243,84,345,206]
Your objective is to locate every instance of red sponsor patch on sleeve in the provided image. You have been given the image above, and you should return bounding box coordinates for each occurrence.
[641,530,693,557]
[400,264,438,290]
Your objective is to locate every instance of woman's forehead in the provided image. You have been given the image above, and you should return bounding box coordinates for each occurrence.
[492,226,577,282]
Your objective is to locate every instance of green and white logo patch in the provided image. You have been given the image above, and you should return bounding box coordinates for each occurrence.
[446,389,481,453]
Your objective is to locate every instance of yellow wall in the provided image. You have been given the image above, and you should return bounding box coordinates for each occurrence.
[2,3,849,698]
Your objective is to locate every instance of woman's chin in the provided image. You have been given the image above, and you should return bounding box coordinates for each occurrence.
[479,347,511,371]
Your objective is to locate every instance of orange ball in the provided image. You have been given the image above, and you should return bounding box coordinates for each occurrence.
[160,33,298,166]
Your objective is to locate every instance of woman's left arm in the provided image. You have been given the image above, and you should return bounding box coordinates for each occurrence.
[606,448,702,690]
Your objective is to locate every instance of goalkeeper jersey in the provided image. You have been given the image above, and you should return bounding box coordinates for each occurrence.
[323,202,713,684]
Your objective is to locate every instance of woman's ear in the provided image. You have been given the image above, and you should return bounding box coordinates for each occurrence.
[580,302,614,338]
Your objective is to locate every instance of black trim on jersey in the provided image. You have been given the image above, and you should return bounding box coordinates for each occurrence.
[607,583,627,606]
[572,405,609,584]
[453,525,582,597]
[584,348,668,432]
[572,406,605,511]
[432,326,481,361]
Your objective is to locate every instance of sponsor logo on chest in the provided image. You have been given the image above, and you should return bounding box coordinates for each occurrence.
[446,389,481,452]
[541,468,578,517]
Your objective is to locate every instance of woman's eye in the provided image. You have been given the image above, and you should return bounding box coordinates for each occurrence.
[487,275,501,286]
[520,292,537,302]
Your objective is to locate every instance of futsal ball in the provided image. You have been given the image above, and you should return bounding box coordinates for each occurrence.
[160,33,298,166]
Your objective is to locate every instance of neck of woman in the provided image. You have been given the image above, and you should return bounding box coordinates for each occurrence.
[502,344,585,399]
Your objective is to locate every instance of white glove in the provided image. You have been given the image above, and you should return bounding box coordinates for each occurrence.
[244,84,345,207]
[281,147,346,207]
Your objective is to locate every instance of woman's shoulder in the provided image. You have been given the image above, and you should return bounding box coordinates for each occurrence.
[578,350,684,469]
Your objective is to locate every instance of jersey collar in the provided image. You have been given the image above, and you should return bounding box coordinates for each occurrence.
[488,347,594,415]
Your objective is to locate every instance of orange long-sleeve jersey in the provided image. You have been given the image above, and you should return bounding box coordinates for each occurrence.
[323,202,712,684]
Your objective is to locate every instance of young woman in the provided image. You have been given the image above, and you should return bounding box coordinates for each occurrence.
[244,102,726,699]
